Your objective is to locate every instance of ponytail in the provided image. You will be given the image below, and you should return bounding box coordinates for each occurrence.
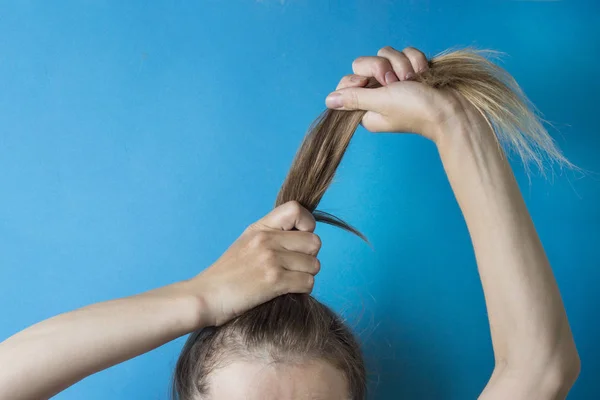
[276,48,571,240]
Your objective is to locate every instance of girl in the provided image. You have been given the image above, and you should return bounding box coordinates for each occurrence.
[0,46,580,400]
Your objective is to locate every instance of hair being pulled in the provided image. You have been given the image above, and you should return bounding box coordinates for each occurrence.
[172,48,569,400]
[276,48,571,240]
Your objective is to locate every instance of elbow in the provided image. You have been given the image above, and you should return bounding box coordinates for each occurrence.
[484,353,580,400]
[543,349,581,397]
[511,324,581,397]
[496,341,581,399]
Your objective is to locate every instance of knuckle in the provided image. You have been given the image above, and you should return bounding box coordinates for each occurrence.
[373,58,390,73]
[307,214,317,230]
[403,47,428,69]
[260,248,278,265]
[250,231,270,248]
[404,46,425,58]
[377,46,394,56]
[311,234,322,253]
[244,222,261,235]
[305,274,315,291]
[352,57,364,69]
[312,257,321,274]
[348,89,360,109]
[286,200,303,216]
[264,265,283,285]
[352,57,368,73]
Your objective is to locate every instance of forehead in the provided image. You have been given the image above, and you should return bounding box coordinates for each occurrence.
[207,359,349,400]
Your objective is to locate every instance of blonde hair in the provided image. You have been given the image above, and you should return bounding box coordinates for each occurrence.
[425,48,573,174]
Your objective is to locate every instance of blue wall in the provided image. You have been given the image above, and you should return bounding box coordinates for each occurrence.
[1,1,598,399]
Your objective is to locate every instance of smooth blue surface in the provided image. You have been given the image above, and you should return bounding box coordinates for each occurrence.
[1,1,598,399]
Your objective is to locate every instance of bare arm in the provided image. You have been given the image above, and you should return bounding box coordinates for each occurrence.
[0,283,201,400]
[435,103,580,399]
[326,45,580,400]
[0,201,321,400]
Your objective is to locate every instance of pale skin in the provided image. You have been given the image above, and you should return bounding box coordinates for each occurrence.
[0,46,580,400]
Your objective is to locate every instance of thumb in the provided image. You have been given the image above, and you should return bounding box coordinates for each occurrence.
[255,201,316,232]
[325,86,389,114]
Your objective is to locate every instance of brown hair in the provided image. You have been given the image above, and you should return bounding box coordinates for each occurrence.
[172,48,569,399]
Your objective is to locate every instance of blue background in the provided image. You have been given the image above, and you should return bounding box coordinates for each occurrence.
[1,1,598,399]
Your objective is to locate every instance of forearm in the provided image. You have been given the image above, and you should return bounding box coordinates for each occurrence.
[0,281,204,400]
[435,109,579,393]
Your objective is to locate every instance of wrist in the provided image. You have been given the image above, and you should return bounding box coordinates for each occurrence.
[157,280,212,332]
[432,105,496,158]
[426,90,494,148]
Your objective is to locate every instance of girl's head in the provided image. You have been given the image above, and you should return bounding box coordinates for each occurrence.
[173,295,365,399]
[172,48,571,399]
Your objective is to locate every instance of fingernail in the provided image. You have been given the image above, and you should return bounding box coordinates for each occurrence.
[385,71,399,84]
[351,75,367,82]
[405,72,416,80]
[326,92,344,109]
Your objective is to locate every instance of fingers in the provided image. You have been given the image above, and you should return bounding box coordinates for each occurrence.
[341,47,428,89]
[401,46,429,74]
[352,56,399,86]
[281,271,315,294]
[261,254,317,295]
[325,85,389,113]
[336,74,369,91]
[277,250,321,275]
[256,201,316,232]
[326,45,429,118]
[376,46,415,81]
[276,231,321,255]
[378,46,429,78]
